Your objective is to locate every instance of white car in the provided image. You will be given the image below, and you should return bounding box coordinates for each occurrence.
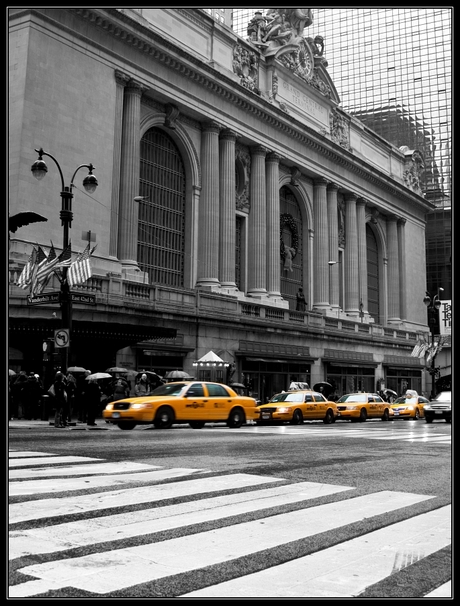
[424,391,451,423]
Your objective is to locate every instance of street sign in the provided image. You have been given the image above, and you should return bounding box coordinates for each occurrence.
[71,293,96,305]
[27,292,60,305]
[54,329,70,348]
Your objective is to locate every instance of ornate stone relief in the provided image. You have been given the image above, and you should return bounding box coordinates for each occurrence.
[235,145,251,211]
[330,108,351,151]
[399,147,425,195]
[232,44,260,94]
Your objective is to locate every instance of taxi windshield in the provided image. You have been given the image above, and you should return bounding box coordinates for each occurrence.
[394,396,415,404]
[337,394,367,403]
[270,392,304,403]
[149,383,187,396]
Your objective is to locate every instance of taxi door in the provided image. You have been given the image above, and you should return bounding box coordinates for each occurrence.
[368,394,383,418]
[181,383,210,421]
[302,392,317,420]
[205,383,236,421]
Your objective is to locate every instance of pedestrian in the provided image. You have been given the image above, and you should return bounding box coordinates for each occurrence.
[296,287,306,311]
[12,372,28,419]
[51,371,68,428]
[65,373,77,423]
[112,375,130,401]
[135,373,151,397]
[22,372,43,419]
[85,378,101,426]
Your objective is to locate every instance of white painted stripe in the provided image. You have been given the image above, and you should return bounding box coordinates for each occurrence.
[404,436,451,443]
[9,481,354,559]
[424,580,451,598]
[11,491,434,596]
[182,505,451,598]
[9,461,158,479]
[9,473,283,523]
[9,456,101,467]
[9,451,57,458]
[8,468,207,497]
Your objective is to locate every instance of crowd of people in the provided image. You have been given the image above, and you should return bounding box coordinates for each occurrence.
[8,369,163,428]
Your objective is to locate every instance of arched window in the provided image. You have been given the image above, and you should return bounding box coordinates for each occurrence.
[280,186,302,305]
[138,128,186,287]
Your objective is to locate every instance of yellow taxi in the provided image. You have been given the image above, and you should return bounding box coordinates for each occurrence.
[390,392,429,420]
[335,392,393,422]
[256,390,340,425]
[102,381,258,430]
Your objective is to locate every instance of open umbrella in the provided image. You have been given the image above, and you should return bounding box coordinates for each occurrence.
[165,370,193,380]
[106,367,129,374]
[383,388,398,397]
[136,370,164,383]
[86,372,113,381]
[9,369,17,376]
[67,366,88,373]
[313,382,334,397]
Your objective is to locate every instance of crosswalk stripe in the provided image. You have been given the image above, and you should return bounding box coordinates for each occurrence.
[11,491,434,596]
[9,481,354,559]
[9,473,283,523]
[424,580,451,597]
[9,468,208,497]
[181,505,451,598]
[9,455,101,467]
[9,451,59,458]
[9,461,157,479]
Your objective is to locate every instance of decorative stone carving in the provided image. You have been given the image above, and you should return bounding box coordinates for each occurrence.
[290,166,301,186]
[232,43,260,94]
[235,145,251,211]
[399,146,425,195]
[164,103,180,129]
[330,108,351,150]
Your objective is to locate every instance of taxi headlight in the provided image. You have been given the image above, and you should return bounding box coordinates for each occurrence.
[131,402,150,410]
[105,403,114,411]
[277,407,291,414]
[348,405,359,410]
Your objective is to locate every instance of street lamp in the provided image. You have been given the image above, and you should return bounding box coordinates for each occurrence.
[423,287,444,399]
[31,148,98,372]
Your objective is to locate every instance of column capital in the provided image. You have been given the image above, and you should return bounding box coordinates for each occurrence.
[220,128,238,142]
[397,217,407,226]
[202,121,222,134]
[250,144,267,157]
[115,70,130,87]
[313,177,329,188]
[126,79,148,96]
[266,151,281,163]
[344,192,358,202]
[356,197,368,208]
[327,182,340,192]
[386,213,399,222]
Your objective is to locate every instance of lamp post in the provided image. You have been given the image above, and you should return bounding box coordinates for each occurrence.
[423,287,444,399]
[31,148,98,372]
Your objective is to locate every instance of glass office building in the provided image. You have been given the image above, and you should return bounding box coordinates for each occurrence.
[231,8,452,302]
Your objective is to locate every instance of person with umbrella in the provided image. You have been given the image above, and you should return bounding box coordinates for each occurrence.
[135,373,151,397]
[85,375,101,426]
[111,374,130,401]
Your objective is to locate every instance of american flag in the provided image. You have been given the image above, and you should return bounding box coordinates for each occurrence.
[17,247,37,289]
[34,243,60,294]
[29,246,48,296]
[67,243,92,287]
[54,243,73,270]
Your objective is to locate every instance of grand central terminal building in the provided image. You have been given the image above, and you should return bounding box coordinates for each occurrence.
[8,8,436,400]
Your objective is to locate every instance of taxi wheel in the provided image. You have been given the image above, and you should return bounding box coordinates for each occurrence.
[189,421,205,429]
[323,409,334,424]
[414,409,420,420]
[359,408,367,422]
[291,409,303,425]
[227,407,245,428]
[381,408,390,421]
[153,406,175,429]
[117,421,136,430]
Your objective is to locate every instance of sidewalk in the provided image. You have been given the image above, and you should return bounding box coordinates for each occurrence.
[8,416,114,430]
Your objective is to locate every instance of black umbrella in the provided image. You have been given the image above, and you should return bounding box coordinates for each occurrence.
[313,382,334,397]
[136,371,164,385]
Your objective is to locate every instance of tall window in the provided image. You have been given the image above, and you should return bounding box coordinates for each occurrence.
[138,128,186,287]
[366,224,379,322]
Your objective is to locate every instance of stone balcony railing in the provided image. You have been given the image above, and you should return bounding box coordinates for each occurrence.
[8,269,423,344]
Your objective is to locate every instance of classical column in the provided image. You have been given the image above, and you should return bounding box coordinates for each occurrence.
[398,218,407,321]
[247,145,267,298]
[344,192,360,315]
[118,79,145,271]
[356,197,368,316]
[313,178,329,311]
[110,70,130,259]
[387,214,400,322]
[327,183,340,311]
[266,152,281,298]
[219,129,238,291]
[197,121,221,289]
